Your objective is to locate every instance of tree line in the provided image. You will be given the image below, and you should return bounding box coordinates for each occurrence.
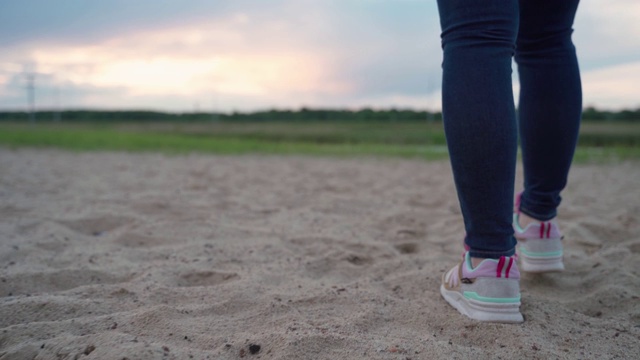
[0,106,638,123]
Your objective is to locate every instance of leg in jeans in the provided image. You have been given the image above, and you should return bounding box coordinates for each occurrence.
[437,0,519,259]
[516,0,582,221]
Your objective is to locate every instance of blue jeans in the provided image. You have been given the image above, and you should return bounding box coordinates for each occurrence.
[437,0,582,258]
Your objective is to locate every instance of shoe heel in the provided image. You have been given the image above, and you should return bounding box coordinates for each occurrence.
[440,284,524,323]
[518,236,564,273]
[520,253,564,273]
[441,275,524,324]
[464,295,524,323]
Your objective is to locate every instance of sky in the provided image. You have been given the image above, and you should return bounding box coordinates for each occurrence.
[0,0,639,113]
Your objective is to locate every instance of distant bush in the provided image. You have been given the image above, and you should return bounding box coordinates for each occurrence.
[0,107,638,123]
[0,108,442,123]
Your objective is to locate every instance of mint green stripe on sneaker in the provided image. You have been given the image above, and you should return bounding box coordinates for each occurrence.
[463,291,521,304]
[520,248,563,258]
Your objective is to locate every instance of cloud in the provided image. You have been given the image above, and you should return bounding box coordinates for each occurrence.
[0,0,638,111]
[574,0,640,70]
[1,1,442,111]
[0,1,243,47]
[581,61,640,109]
[2,10,353,109]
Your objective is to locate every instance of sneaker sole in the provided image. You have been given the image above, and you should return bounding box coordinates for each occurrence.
[440,285,524,323]
[519,253,565,273]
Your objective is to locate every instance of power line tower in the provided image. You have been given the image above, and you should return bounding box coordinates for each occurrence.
[24,72,36,124]
[21,64,57,124]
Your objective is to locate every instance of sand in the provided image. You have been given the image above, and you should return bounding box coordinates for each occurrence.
[0,148,638,359]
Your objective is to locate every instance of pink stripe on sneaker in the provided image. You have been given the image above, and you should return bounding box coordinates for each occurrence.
[505,257,513,278]
[546,222,551,238]
[539,222,544,238]
[496,256,505,278]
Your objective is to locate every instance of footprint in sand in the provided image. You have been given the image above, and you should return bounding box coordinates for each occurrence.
[344,253,374,266]
[0,205,29,218]
[580,221,633,246]
[56,215,133,236]
[393,242,419,254]
[373,213,428,241]
[285,237,340,257]
[563,285,639,319]
[627,242,640,254]
[176,271,239,287]
[113,232,176,248]
[2,269,133,297]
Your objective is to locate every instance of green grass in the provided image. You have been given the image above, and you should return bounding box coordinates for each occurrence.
[112,121,449,146]
[0,121,638,162]
[0,124,449,159]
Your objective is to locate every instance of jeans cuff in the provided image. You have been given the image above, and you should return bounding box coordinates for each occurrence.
[466,246,516,259]
[519,205,557,221]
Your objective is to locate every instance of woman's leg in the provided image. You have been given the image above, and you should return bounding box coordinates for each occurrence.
[516,0,582,221]
[438,0,519,259]
[437,0,524,323]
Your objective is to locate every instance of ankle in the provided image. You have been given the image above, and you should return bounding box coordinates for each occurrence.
[518,212,552,229]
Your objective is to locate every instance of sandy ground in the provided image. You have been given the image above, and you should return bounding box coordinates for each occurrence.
[0,149,638,360]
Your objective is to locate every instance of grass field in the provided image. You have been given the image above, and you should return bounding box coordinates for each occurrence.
[1,121,639,162]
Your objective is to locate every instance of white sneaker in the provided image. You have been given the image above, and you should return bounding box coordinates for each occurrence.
[441,252,524,323]
[513,213,564,272]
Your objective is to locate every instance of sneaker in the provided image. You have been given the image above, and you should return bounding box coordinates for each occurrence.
[513,214,564,272]
[440,252,523,323]
[513,193,565,272]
